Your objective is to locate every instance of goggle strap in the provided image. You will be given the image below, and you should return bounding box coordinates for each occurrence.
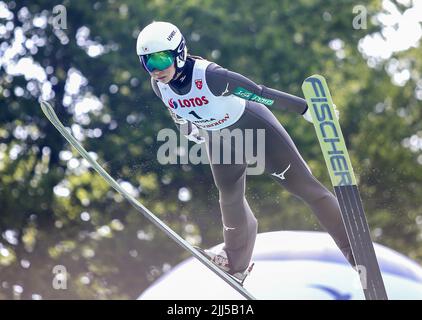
[140,55,150,71]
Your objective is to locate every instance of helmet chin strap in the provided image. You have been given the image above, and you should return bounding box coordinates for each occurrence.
[173,43,187,78]
[172,59,186,81]
[170,51,190,82]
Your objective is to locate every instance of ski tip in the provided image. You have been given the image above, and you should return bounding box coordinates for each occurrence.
[303,74,326,81]
[302,74,329,91]
[39,100,50,113]
[39,100,56,121]
[39,100,51,110]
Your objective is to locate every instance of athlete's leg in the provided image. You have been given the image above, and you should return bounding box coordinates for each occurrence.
[204,132,258,273]
[243,102,355,266]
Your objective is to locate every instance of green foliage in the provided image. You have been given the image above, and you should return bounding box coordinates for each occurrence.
[0,0,421,299]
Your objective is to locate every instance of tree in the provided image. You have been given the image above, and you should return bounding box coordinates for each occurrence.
[0,0,421,299]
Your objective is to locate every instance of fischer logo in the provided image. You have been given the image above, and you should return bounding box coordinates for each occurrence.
[304,76,352,186]
[168,96,209,109]
[167,30,176,41]
[195,79,203,90]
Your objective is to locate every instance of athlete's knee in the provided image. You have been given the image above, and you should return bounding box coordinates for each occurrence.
[288,173,334,204]
[219,195,253,215]
[213,172,244,192]
[307,190,334,206]
[216,180,245,204]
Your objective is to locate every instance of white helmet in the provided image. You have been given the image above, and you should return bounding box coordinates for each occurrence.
[136,21,187,72]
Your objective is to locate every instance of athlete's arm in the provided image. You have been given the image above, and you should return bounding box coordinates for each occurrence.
[205,63,309,115]
[151,77,188,126]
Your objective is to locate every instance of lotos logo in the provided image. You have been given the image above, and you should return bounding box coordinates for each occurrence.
[195,79,203,90]
[168,98,179,109]
[168,96,209,108]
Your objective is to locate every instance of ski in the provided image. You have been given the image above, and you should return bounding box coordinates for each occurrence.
[39,101,256,300]
[301,75,388,300]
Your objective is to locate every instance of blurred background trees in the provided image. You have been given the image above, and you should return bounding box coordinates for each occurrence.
[0,0,421,299]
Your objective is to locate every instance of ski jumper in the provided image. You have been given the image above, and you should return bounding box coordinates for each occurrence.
[152,57,355,273]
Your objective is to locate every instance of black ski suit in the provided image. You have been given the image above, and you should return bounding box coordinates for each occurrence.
[151,56,355,273]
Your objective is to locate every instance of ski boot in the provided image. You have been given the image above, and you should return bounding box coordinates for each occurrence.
[194,246,254,285]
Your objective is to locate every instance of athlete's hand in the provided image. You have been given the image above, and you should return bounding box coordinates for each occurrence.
[302,107,313,123]
[303,104,340,123]
[185,123,205,144]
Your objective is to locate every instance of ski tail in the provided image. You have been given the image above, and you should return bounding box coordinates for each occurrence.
[301,75,388,300]
[39,101,256,300]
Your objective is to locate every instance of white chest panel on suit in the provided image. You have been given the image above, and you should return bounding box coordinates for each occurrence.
[157,59,246,130]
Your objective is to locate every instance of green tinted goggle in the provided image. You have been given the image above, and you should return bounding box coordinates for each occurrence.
[141,50,175,72]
